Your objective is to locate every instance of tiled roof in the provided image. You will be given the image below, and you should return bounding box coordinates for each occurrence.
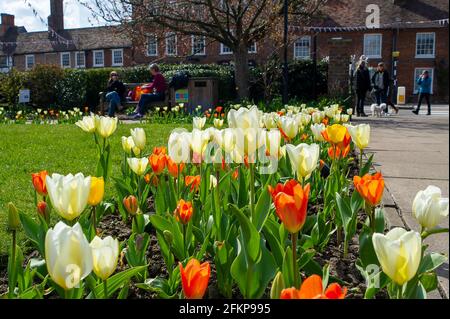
[2,25,132,55]
[313,0,449,29]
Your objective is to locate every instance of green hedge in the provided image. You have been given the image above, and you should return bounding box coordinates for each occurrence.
[0,60,328,110]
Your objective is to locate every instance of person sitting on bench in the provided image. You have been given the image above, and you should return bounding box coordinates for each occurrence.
[131,63,167,119]
[106,71,126,117]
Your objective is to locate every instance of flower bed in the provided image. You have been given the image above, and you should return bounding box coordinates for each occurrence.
[1,104,448,299]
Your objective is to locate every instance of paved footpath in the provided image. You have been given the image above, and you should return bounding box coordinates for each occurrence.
[354,104,449,299]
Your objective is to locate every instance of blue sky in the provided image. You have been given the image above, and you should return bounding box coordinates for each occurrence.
[0,0,104,31]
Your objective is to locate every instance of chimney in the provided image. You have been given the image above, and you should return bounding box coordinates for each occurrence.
[48,0,64,32]
[1,13,15,34]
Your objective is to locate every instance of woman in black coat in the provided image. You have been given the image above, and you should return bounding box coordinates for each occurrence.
[355,60,371,117]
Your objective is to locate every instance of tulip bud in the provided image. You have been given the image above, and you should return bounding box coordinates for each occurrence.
[37,201,50,222]
[163,230,174,246]
[270,271,286,299]
[7,202,20,231]
[123,195,138,216]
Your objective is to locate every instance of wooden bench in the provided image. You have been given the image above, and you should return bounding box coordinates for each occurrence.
[98,83,172,115]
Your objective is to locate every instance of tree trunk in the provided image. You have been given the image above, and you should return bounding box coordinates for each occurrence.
[234,43,250,100]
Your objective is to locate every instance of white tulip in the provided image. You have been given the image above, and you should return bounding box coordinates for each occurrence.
[130,128,146,150]
[372,228,422,286]
[45,222,93,290]
[127,157,149,176]
[347,108,353,115]
[213,119,224,128]
[227,105,261,129]
[121,136,141,156]
[46,173,91,221]
[347,124,370,150]
[286,143,320,180]
[95,116,118,138]
[75,115,96,133]
[90,236,119,281]
[262,113,279,129]
[310,123,326,142]
[168,130,191,164]
[312,112,323,124]
[193,117,207,130]
[279,117,298,140]
[412,186,449,230]
[210,175,218,189]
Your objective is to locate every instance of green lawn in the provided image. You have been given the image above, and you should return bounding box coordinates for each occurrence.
[0,123,188,256]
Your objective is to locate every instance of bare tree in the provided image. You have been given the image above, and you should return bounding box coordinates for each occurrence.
[79,0,325,99]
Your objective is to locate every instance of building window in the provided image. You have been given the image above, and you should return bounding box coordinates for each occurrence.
[165,33,177,56]
[112,49,124,66]
[413,68,434,94]
[220,43,233,55]
[192,35,206,55]
[25,55,35,70]
[60,52,71,69]
[0,56,10,69]
[294,36,311,59]
[416,33,435,58]
[93,50,104,67]
[363,34,382,58]
[147,34,158,56]
[248,42,257,54]
[75,52,85,68]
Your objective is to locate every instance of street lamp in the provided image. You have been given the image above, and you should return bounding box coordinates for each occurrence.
[282,0,289,105]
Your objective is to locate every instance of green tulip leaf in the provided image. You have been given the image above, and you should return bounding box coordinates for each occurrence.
[229,204,261,262]
[92,265,147,298]
[418,253,447,274]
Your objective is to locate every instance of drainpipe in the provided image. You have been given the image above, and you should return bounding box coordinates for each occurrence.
[391,21,400,104]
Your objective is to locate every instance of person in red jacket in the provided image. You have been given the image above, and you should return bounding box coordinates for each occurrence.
[132,63,167,119]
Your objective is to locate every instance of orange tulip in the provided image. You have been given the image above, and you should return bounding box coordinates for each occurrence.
[37,201,49,221]
[353,172,385,206]
[153,146,167,156]
[149,153,167,175]
[32,171,48,196]
[179,259,211,299]
[174,199,193,224]
[280,274,347,299]
[123,195,138,216]
[322,118,329,126]
[268,180,310,234]
[185,175,201,192]
[167,157,185,178]
[232,168,239,180]
[328,144,351,159]
[144,173,151,184]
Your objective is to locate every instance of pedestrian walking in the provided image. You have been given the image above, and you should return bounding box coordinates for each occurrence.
[371,62,391,113]
[412,70,432,115]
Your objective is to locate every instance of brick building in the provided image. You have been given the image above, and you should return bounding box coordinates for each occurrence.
[0,0,132,72]
[1,0,449,102]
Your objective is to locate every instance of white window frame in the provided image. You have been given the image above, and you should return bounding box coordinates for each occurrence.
[60,52,71,69]
[93,50,104,67]
[294,36,311,60]
[413,67,434,94]
[248,42,257,54]
[220,43,233,55]
[363,34,382,59]
[75,51,85,68]
[165,33,177,56]
[146,34,158,57]
[415,32,436,58]
[191,35,206,56]
[0,55,12,69]
[25,54,35,70]
[111,49,124,67]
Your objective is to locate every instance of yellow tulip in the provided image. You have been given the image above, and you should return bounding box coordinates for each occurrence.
[127,157,149,176]
[323,124,347,145]
[88,177,104,206]
[45,222,93,290]
[372,228,422,286]
[90,236,119,280]
[347,124,370,150]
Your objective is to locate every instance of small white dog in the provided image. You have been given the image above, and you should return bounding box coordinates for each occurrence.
[371,103,382,117]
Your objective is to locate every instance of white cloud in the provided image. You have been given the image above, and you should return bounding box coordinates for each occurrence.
[0,0,105,32]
